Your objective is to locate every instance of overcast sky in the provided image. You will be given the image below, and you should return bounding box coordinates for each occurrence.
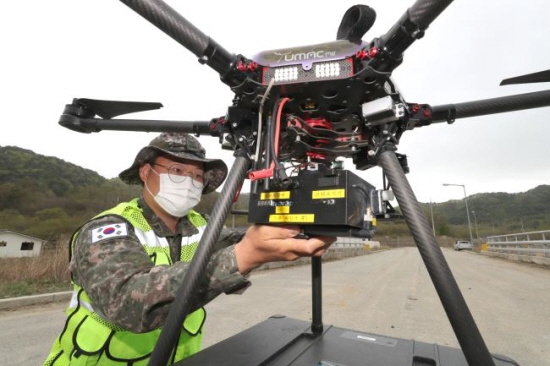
[1,0,549,204]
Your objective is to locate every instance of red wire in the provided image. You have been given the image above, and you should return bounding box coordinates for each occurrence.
[273,97,290,160]
[248,97,290,181]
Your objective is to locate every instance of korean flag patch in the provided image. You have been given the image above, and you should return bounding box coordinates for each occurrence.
[91,223,129,244]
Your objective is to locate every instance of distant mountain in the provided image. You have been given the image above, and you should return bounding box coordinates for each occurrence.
[0,145,106,196]
[0,146,140,239]
[1,145,547,239]
[427,185,550,234]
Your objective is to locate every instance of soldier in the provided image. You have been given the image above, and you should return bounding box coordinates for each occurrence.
[44,132,335,365]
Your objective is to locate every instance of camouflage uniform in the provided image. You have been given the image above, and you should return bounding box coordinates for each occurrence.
[70,196,250,332]
[70,132,249,331]
[45,133,249,364]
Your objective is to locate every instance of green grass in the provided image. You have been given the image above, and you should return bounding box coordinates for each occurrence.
[0,243,71,300]
[0,281,71,299]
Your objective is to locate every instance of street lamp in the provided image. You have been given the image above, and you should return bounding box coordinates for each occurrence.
[442,183,474,244]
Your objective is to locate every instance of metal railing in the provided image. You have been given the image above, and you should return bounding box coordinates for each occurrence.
[486,230,550,259]
[333,237,380,249]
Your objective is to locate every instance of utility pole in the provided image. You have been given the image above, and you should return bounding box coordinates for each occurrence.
[442,183,474,244]
[471,210,479,239]
[429,200,436,237]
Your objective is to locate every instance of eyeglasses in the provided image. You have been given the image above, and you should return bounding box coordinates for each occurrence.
[152,163,206,188]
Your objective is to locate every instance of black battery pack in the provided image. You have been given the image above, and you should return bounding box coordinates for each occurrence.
[247,169,377,237]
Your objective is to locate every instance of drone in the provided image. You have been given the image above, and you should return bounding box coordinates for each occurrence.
[58,0,550,365]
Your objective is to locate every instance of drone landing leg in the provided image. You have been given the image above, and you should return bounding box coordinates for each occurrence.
[377,147,496,366]
[149,152,251,366]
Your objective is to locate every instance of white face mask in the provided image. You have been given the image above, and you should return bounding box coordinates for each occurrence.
[146,170,203,217]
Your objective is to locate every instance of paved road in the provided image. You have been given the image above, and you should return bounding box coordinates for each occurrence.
[1,248,548,365]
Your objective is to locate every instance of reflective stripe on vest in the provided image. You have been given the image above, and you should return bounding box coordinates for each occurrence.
[43,199,207,366]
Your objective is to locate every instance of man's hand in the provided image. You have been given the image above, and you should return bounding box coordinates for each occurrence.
[234,225,336,274]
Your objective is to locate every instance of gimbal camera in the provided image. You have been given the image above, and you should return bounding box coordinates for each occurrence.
[58,0,550,365]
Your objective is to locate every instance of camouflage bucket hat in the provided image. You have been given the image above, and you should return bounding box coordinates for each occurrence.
[119,132,228,194]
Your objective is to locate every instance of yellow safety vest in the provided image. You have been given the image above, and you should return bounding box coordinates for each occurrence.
[44,199,207,365]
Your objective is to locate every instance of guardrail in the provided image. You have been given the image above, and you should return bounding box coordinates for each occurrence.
[333,237,380,249]
[484,230,550,266]
[257,237,380,270]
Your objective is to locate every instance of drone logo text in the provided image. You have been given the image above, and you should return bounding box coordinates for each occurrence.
[275,50,337,63]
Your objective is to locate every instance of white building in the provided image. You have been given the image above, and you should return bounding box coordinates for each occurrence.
[0,230,45,258]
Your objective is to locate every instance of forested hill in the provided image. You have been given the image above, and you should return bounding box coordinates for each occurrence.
[0,145,548,241]
[0,146,105,196]
[427,185,550,235]
[0,145,140,240]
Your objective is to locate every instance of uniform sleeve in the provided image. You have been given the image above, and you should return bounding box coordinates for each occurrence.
[70,216,250,333]
[201,213,246,251]
[214,226,246,250]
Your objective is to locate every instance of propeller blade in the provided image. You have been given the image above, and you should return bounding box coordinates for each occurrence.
[500,69,550,85]
[58,114,212,134]
[59,98,211,134]
[75,98,163,119]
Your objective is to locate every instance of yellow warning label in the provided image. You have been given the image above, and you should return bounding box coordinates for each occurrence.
[269,214,315,223]
[312,189,346,199]
[275,206,290,214]
[260,191,291,200]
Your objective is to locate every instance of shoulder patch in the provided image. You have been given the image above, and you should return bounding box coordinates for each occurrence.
[91,223,129,244]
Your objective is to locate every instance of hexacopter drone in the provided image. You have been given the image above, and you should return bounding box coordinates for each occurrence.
[59,0,550,365]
